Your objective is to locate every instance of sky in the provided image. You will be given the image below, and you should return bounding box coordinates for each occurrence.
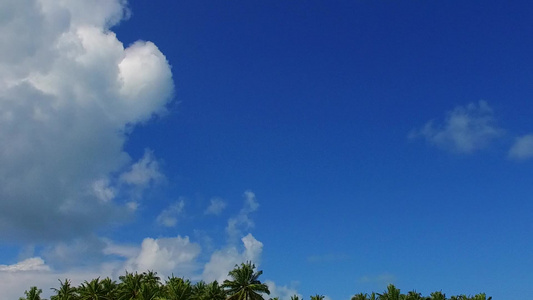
[1,0,532,299]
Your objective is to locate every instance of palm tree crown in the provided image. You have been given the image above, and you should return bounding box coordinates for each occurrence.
[222,261,270,300]
[51,279,77,300]
[19,286,43,300]
[377,284,402,300]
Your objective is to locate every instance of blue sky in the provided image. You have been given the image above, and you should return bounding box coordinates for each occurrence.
[1,0,532,299]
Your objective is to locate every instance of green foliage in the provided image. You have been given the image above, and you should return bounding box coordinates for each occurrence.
[378,284,401,300]
[18,265,493,300]
[77,277,114,300]
[118,271,144,300]
[100,277,118,299]
[20,286,43,300]
[352,292,370,300]
[222,261,270,300]
[203,281,226,300]
[470,293,491,300]
[51,279,77,300]
[164,276,192,300]
[191,280,207,300]
[404,290,425,300]
[430,291,446,300]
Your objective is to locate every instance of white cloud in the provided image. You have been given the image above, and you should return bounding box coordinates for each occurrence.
[265,280,301,300]
[203,192,264,282]
[0,257,50,272]
[205,197,227,215]
[508,134,533,160]
[202,233,263,283]
[1,179,269,298]
[102,239,138,258]
[1,233,264,300]
[410,101,503,153]
[243,190,260,211]
[1,190,267,299]
[92,178,116,203]
[126,201,139,211]
[241,233,263,262]
[120,150,164,187]
[201,247,241,283]
[38,0,130,29]
[124,236,201,278]
[226,190,260,239]
[157,199,186,227]
[0,258,119,300]
[41,236,108,269]
[0,0,173,241]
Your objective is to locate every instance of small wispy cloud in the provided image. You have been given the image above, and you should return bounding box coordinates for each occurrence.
[41,235,108,269]
[204,197,227,215]
[226,190,259,239]
[409,101,503,153]
[265,280,302,300]
[508,134,533,160]
[120,150,164,187]
[92,179,116,203]
[156,199,185,227]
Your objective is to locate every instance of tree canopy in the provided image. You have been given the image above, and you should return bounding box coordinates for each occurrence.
[19,264,490,300]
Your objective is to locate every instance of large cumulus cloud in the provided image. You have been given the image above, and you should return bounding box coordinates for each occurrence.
[0,0,173,241]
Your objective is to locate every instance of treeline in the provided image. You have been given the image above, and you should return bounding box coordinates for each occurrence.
[349,284,491,300]
[18,261,491,300]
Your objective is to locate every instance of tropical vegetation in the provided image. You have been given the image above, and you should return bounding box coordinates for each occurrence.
[18,262,491,300]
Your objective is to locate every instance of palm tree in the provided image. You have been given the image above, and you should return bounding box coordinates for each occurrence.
[351,293,368,300]
[20,287,43,300]
[137,284,162,300]
[191,280,207,300]
[78,278,111,300]
[429,291,445,300]
[143,271,161,287]
[204,281,226,300]
[100,277,118,299]
[118,271,144,300]
[222,261,270,300]
[404,290,425,300]
[141,271,162,300]
[51,279,77,300]
[290,295,301,300]
[310,295,325,300]
[470,294,492,300]
[163,276,192,300]
[378,284,401,300]
[352,293,369,300]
